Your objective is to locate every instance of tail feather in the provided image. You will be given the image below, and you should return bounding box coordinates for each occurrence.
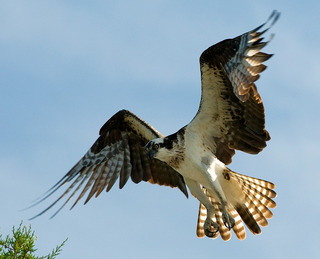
[233,172,275,189]
[233,172,276,197]
[196,203,210,238]
[235,203,261,234]
[245,197,268,227]
[241,181,274,219]
[212,201,231,241]
[229,209,246,240]
[195,172,276,240]
[233,172,277,208]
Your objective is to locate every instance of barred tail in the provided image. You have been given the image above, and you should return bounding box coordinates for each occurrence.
[196,172,276,240]
[232,171,277,233]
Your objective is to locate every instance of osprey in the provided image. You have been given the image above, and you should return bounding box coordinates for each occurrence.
[33,11,279,241]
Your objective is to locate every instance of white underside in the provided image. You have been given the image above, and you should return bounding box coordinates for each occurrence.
[170,127,245,217]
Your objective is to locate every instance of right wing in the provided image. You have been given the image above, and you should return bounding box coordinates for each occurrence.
[188,11,279,165]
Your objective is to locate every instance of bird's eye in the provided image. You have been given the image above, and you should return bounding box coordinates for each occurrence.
[153,144,159,150]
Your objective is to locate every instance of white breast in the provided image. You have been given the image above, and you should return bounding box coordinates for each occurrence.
[175,127,226,188]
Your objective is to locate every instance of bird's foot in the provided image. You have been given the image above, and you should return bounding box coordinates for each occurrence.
[204,218,219,237]
[222,211,235,230]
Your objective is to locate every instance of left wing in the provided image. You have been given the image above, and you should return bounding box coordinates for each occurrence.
[31,110,187,219]
[188,11,280,165]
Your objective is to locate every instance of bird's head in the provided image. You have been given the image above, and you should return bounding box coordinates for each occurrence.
[144,138,166,160]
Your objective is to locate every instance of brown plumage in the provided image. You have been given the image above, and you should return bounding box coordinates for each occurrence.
[31,11,279,241]
[187,10,279,240]
[194,11,280,165]
[30,110,188,219]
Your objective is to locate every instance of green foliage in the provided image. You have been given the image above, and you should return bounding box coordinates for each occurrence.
[0,222,67,259]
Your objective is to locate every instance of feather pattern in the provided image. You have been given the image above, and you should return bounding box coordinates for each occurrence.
[196,171,276,240]
[30,12,279,242]
[189,10,280,165]
[31,110,188,219]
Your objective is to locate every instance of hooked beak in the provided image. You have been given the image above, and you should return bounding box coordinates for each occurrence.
[144,144,156,159]
[147,150,156,159]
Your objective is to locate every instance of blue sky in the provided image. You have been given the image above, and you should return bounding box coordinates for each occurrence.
[1,1,320,258]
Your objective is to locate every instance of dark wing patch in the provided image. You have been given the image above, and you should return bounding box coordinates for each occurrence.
[31,110,187,219]
[189,11,279,164]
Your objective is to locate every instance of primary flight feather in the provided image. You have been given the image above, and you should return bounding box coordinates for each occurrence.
[32,11,280,240]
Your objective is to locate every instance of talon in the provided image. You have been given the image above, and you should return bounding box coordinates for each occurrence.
[204,218,219,237]
[222,211,235,230]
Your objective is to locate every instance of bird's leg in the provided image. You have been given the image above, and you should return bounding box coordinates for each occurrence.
[184,178,219,237]
[207,187,235,230]
[221,202,235,230]
[200,157,236,231]
[204,217,219,238]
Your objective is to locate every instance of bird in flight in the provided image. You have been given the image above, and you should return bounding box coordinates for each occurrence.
[32,11,280,241]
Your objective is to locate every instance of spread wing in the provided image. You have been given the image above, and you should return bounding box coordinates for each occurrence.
[188,11,280,165]
[31,110,188,219]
